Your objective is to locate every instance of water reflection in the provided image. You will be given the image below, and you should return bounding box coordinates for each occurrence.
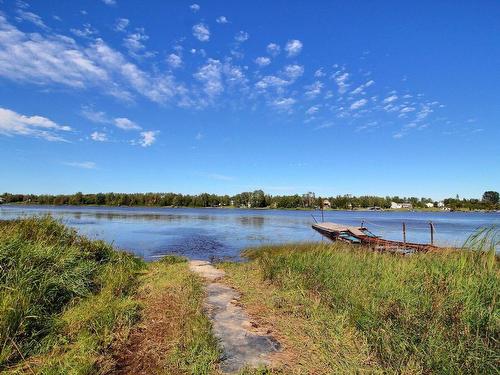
[0,205,498,261]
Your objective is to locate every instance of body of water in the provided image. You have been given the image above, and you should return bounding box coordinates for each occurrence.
[1,205,498,260]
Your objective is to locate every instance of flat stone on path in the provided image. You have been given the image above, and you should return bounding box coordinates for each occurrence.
[188,260,280,373]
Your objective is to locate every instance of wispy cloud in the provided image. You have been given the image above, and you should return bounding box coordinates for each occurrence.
[350,98,368,110]
[114,18,129,32]
[63,161,97,169]
[15,9,48,30]
[81,107,141,131]
[114,117,141,130]
[206,173,234,181]
[101,0,116,6]
[0,107,71,141]
[90,131,107,142]
[190,4,200,12]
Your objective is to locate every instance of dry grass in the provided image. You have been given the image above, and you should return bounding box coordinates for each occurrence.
[220,237,499,374]
[112,256,220,375]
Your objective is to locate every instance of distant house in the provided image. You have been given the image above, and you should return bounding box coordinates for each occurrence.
[437,201,445,208]
[322,199,331,208]
[425,202,434,208]
[391,202,402,209]
[391,202,412,209]
[0,197,4,204]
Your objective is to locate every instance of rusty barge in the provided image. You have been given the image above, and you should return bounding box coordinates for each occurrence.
[312,222,438,253]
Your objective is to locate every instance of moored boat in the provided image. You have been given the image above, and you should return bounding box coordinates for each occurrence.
[312,222,437,253]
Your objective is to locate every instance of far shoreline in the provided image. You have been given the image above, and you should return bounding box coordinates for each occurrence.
[1,202,498,214]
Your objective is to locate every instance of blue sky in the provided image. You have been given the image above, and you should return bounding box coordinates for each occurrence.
[0,0,499,199]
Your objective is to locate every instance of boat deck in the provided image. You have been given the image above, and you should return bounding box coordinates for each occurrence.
[312,222,437,253]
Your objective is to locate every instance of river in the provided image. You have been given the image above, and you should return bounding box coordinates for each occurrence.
[1,205,498,260]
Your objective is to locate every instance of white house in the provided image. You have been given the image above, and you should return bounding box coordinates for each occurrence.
[425,202,434,208]
[391,202,402,209]
[437,201,445,208]
[391,202,412,209]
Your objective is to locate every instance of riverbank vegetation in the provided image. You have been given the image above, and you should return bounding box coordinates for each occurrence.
[2,189,499,210]
[0,218,221,375]
[221,238,499,374]
[1,217,498,374]
[0,217,144,373]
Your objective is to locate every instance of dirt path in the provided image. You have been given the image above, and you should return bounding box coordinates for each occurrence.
[188,260,281,373]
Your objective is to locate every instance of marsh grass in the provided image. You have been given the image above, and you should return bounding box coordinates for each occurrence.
[0,216,144,374]
[225,230,499,374]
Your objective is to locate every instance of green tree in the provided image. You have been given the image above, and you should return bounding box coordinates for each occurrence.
[482,191,499,205]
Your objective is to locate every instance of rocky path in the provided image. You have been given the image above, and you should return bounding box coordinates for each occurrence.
[188,260,281,373]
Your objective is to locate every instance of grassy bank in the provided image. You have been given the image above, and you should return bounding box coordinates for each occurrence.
[221,240,499,374]
[0,218,221,375]
[0,217,144,374]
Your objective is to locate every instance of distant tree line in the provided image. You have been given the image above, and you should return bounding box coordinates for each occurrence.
[1,190,498,210]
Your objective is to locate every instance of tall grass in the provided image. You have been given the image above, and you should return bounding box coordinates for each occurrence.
[241,230,499,374]
[0,216,144,373]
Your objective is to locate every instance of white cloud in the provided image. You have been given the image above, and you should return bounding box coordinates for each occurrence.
[194,58,223,98]
[255,56,271,67]
[400,106,416,114]
[0,15,181,102]
[0,107,71,141]
[15,9,48,30]
[123,29,151,57]
[114,18,129,32]
[283,64,304,81]
[70,23,98,38]
[334,72,350,94]
[234,31,249,42]
[195,132,203,140]
[350,98,368,110]
[102,0,116,6]
[83,108,142,131]
[192,23,210,42]
[284,39,303,57]
[255,75,288,90]
[190,4,200,12]
[271,97,296,111]
[63,161,97,169]
[315,122,334,130]
[383,94,398,104]
[306,105,320,115]
[305,81,323,99]
[314,68,326,78]
[90,131,107,141]
[81,107,108,123]
[138,130,158,147]
[216,16,228,24]
[167,53,182,68]
[266,43,280,56]
[114,117,141,130]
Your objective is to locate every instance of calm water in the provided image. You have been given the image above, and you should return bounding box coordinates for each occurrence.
[1,205,498,260]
